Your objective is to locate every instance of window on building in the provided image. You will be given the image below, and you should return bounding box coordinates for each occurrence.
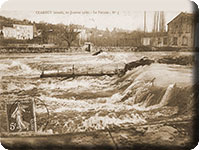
[158,38,162,45]
[171,28,173,34]
[182,36,188,46]
[163,37,168,45]
[185,17,188,22]
[172,37,178,45]
[170,27,173,33]
[186,25,190,33]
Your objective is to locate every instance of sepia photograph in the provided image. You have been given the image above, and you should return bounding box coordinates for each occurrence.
[0,0,199,149]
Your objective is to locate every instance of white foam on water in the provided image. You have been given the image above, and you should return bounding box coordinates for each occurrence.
[6,82,19,91]
[96,52,129,63]
[0,53,194,133]
[135,63,193,87]
[126,84,175,111]
[0,63,10,70]
[158,84,175,106]
[39,76,112,91]
[107,93,122,103]
[38,95,133,113]
[0,60,40,76]
[3,82,36,92]
[82,113,146,130]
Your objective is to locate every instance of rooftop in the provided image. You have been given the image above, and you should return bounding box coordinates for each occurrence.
[167,12,196,25]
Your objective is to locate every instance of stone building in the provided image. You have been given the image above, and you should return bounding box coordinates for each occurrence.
[167,12,197,48]
[2,24,34,40]
[141,32,168,47]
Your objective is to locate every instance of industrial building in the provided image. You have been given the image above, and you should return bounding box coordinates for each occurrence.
[141,12,198,49]
[167,12,197,48]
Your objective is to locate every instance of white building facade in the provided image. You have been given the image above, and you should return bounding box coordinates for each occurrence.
[2,26,16,39]
[2,24,34,40]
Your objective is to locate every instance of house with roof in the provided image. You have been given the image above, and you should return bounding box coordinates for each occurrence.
[167,12,198,48]
[141,12,198,50]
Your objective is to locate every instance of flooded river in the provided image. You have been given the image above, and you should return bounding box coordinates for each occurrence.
[0,51,197,146]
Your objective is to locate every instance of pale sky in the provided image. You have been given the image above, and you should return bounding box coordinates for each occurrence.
[0,0,197,31]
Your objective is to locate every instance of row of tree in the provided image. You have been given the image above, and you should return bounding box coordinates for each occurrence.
[33,23,80,47]
[35,22,145,47]
[31,22,145,47]
[88,30,143,47]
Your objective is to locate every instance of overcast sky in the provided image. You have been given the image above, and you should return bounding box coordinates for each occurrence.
[0,0,197,31]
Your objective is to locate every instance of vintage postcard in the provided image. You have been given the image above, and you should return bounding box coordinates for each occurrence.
[0,0,199,149]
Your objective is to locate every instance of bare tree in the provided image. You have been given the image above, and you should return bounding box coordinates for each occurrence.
[59,24,80,48]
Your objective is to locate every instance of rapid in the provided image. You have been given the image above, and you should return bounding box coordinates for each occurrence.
[0,52,196,134]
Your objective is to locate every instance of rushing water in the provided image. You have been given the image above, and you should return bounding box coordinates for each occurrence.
[0,52,196,134]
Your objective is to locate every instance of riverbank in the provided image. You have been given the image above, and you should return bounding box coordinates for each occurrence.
[0,46,197,53]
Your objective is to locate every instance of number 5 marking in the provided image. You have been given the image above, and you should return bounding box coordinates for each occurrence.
[10,122,16,131]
